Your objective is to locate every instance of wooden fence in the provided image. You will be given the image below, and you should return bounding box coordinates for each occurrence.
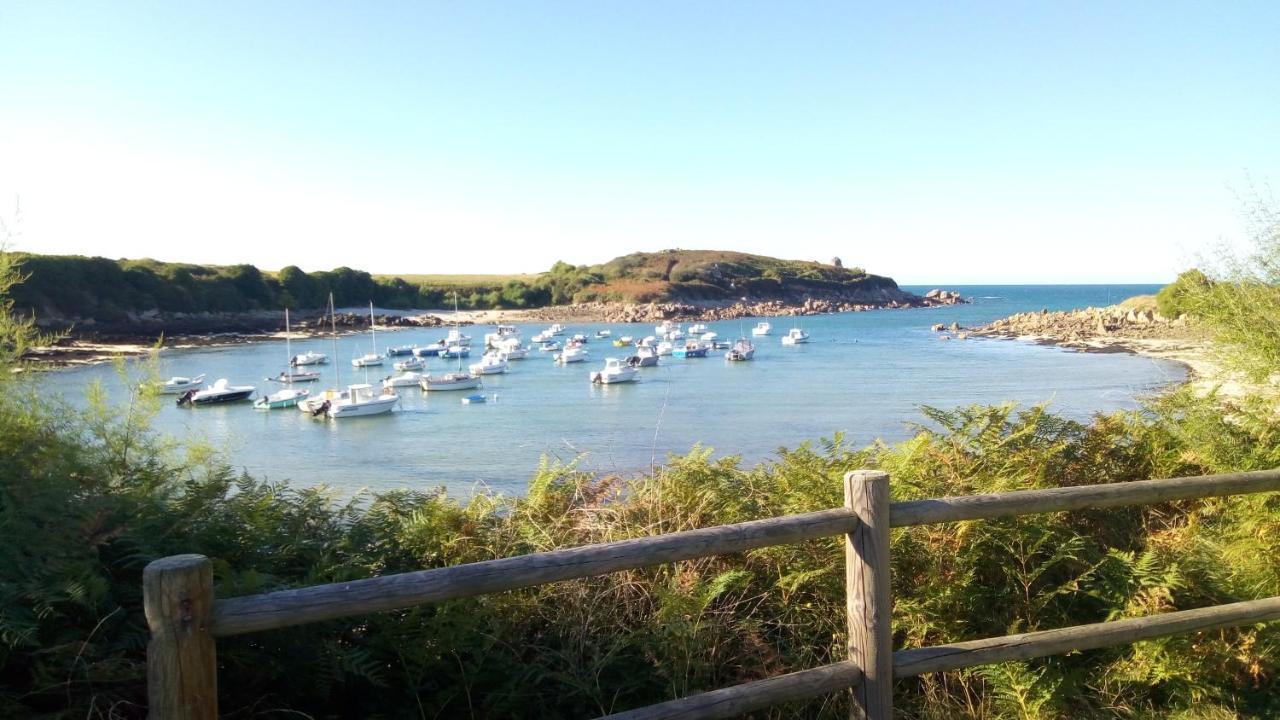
[144,469,1280,718]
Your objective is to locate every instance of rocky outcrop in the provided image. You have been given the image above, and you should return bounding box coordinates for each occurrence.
[967,305,1194,348]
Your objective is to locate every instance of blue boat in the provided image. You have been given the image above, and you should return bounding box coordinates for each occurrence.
[413,343,445,357]
[462,394,486,404]
[385,345,416,357]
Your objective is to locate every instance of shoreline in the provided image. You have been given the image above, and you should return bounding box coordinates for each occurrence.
[26,294,967,368]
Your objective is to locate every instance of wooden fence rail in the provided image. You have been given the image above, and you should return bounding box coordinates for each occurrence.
[144,469,1280,719]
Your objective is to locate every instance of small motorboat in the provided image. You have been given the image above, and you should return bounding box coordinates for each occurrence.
[326,383,399,418]
[571,333,589,344]
[159,374,205,394]
[441,345,471,359]
[290,351,329,366]
[532,331,551,343]
[726,338,756,361]
[445,329,472,346]
[492,337,529,359]
[414,342,446,357]
[590,358,638,384]
[637,336,657,348]
[420,372,482,391]
[461,393,487,404]
[268,369,321,383]
[548,323,566,336]
[751,321,772,336]
[539,340,562,352]
[626,346,659,367]
[556,346,589,364]
[595,329,612,339]
[781,328,810,345]
[656,340,674,356]
[672,341,708,358]
[394,357,426,372]
[383,371,426,388]
[689,323,709,335]
[298,388,347,415]
[254,387,309,410]
[178,379,255,406]
[385,345,417,357]
[351,353,383,368]
[655,320,676,336]
[613,335,634,347]
[470,353,510,376]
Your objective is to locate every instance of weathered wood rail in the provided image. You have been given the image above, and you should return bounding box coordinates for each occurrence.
[144,469,1280,718]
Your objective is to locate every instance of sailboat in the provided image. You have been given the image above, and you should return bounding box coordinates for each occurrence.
[421,319,482,392]
[256,308,312,409]
[351,302,383,367]
[299,294,349,414]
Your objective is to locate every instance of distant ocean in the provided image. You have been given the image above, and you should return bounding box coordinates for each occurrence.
[45,284,1180,496]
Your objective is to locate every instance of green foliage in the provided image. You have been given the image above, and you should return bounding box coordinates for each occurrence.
[4,250,1280,717]
[1156,268,1211,318]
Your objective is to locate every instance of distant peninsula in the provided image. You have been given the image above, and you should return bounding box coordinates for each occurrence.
[13,249,965,351]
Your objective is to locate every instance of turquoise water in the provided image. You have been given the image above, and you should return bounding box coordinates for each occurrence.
[44,285,1182,496]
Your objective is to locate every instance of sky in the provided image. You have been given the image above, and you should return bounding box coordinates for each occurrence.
[0,2,1277,283]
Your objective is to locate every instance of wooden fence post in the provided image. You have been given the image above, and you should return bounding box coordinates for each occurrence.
[144,554,218,719]
[845,471,892,719]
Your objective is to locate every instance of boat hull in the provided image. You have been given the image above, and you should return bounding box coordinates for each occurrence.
[186,389,255,405]
[420,374,482,391]
[327,395,399,418]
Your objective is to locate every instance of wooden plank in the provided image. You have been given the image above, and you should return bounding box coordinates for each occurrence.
[846,471,892,719]
[212,507,858,636]
[144,554,218,720]
[894,596,1280,677]
[596,662,862,720]
[890,469,1280,528]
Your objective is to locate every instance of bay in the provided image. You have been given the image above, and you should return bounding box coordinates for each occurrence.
[42,284,1183,496]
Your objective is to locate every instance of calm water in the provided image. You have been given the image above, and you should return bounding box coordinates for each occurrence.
[44,285,1183,496]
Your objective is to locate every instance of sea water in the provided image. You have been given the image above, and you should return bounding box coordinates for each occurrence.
[42,285,1183,496]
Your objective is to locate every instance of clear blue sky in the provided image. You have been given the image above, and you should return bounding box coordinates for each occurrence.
[1,1,1276,282]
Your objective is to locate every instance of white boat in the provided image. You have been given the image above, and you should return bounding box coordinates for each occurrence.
[656,340,674,356]
[532,331,551,343]
[539,340,561,352]
[726,338,755,361]
[638,335,657,348]
[269,370,320,383]
[626,346,659,367]
[159,374,205,394]
[178,378,255,406]
[701,331,718,344]
[689,323,709,335]
[548,323,566,336]
[254,386,309,410]
[751,321,772,336]
[441,345,470,359]
[351,301,383,367]
[326,383,398,418]
[446,329,472,346]
[470,353,509,376]
[382,371,426,388]
[420,372,482,391]
[414,341,447,357]
[290,350,329,366]
[595,329,612,338]
[493,337,528,358]
[394,357,426,372]
[299,294,349,414]
[781,328,810,345]
[655,320,676,336]
[556,346,589,364]
[571,333,589,344]
[590,358,638,384]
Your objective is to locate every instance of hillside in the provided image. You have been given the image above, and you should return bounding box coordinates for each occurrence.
[12,250,918,333]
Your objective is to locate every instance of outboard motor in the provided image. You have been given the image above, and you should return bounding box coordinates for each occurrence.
[177,389,195,406]
[311,400,330,418]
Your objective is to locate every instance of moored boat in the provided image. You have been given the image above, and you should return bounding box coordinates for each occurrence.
[672,340,708,358]
[394,357,426,372]
[420,372,482,391]
[326,383,398,418]
[254,386,309,410]
[290,350,329,366]
[178,379,255,406]
[382,371,426,388]
[626,346,659,367]
[469,353,510,376]
[589,357,638,384]
[159,374,205,394]
[556,346,589,364]
[751,321,772,336]
[726,338,756,361]
[781,328,810,345]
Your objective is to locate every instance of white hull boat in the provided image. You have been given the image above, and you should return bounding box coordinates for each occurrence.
[159,374,205,394]
[420,373,482,391]
[590,358,638,384]
[290,351,329,366]
[394,357,426,372]
[326,384,398,418]
[781,328,810,345]
[751,321,772,336]
[470,354,509,375]
[556,346,588,364]
[269,370,321,383]
[383,371,426,388]
[726,338,756,361]
[351,354,383,368]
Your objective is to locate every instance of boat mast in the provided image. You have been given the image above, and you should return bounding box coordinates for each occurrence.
[284,308,292,386]
[330,293,341,388]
